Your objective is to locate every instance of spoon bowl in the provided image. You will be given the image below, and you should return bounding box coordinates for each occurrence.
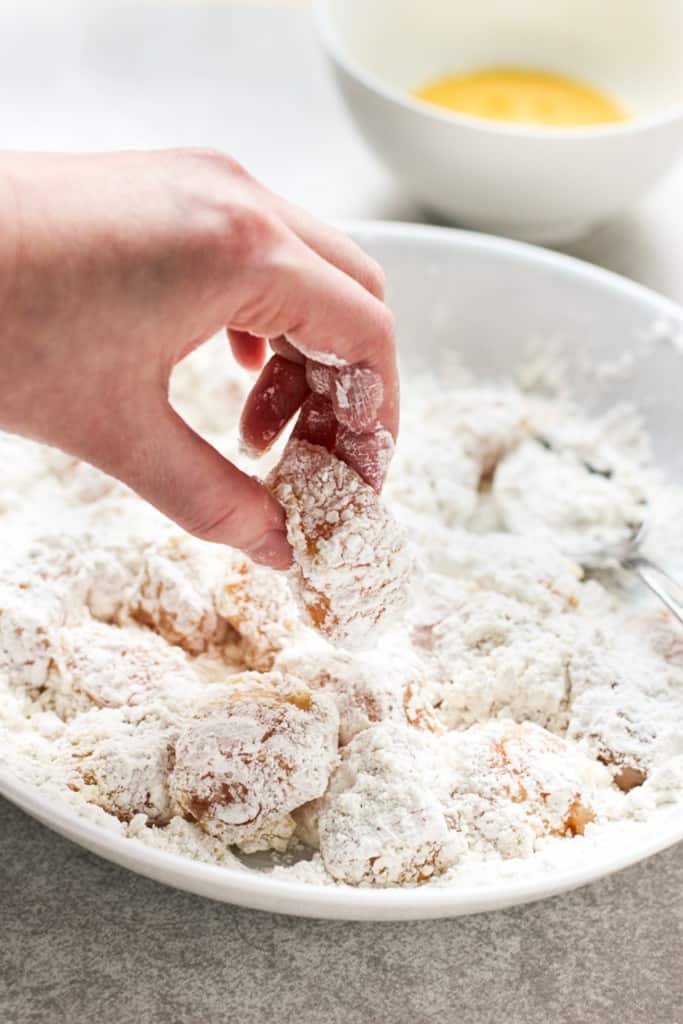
[570,520,683,626]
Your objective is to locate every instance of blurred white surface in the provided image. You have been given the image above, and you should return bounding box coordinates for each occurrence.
[0,1,680,300]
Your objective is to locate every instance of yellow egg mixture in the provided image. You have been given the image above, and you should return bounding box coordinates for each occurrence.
[414,67,629,127]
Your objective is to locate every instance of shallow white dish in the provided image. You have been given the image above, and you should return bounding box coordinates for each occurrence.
[2,222,683,920]
[315,0,683,244]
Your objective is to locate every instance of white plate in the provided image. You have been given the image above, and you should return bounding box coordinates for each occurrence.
[2,222,682,920]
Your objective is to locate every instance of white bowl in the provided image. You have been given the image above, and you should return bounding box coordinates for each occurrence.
[2,222,682,919]
[315,0,683,244]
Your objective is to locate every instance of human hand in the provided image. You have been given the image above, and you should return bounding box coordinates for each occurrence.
[0,149,398,568]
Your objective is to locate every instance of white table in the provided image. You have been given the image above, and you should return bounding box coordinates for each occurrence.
[0,5,681,1023]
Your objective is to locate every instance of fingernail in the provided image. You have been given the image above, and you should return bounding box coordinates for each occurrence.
[336,426,395,493]
[247,529,293,570]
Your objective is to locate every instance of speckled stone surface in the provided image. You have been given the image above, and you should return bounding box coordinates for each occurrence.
[0,5,682,1023]
[1,800,682,1024]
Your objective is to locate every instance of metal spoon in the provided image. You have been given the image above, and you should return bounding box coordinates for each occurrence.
[570,521,683,625]
[524,436,683,624]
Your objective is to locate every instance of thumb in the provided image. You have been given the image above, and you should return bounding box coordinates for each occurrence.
[109,403,292,569]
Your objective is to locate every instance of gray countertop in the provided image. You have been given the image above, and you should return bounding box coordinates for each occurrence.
[0,5,681,1022]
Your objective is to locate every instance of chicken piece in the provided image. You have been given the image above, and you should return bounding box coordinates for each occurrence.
[128,535,296,669]
[300,723,464,886]
[1,526,297,700]
[0,539,91,689]
[446,720,599,858]
[61,705,179,824]
[410,586,576,732]
[385,387,528,528]
[53,620,201,712]
[276,644,444,744]
[168,673,339,851]
[128,534,234,655]
[418,528,583,615]
[216,560,298,671]
[267,439,411,647]
[566,633,683,792]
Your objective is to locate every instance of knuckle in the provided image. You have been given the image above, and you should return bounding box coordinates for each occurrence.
[182,147,251,182]
[218,203,284,267]
[229,243,305,336]
[167,151,280,268]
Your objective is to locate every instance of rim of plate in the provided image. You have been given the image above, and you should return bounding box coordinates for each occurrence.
[2,767,682,920]
[313,0,683,141]
[2,221,682,920]
[344,220,683,331]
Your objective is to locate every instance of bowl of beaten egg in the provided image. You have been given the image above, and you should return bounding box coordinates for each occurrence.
[314,0,683,244]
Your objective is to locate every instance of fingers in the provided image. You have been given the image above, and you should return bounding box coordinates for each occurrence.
[242,353,395,490]
[226,227,399,491]
[291,393,338,450]
[330,366,385,433]
[227,329,267,371]
[240,350,384,458]
[239,354,308,455]
[212,193,398,490]
[288,394,394,493]
[113,401,292,569]
[336,424,395,494]
[228,234,399,441]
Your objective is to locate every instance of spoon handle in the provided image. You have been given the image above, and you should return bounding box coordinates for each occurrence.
[627,556,683,626]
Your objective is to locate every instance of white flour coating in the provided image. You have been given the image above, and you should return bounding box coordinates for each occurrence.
[58,703,181,824]
[385,385,530,528]
[494,437,647,555]
[1,335,683,889]
[298,348,348,369]
[296,718,598,884]
[53,620,201,712]
[310,723,466,886]
[267,438,411,647]
[277,641,444,745]
[443,720,601,859]
[169,674,339,852]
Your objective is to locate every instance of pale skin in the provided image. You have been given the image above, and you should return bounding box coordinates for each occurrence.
[0,149,399,569]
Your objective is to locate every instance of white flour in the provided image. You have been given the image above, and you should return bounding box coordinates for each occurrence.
[268,438,411,646]
[1,336,682,889]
